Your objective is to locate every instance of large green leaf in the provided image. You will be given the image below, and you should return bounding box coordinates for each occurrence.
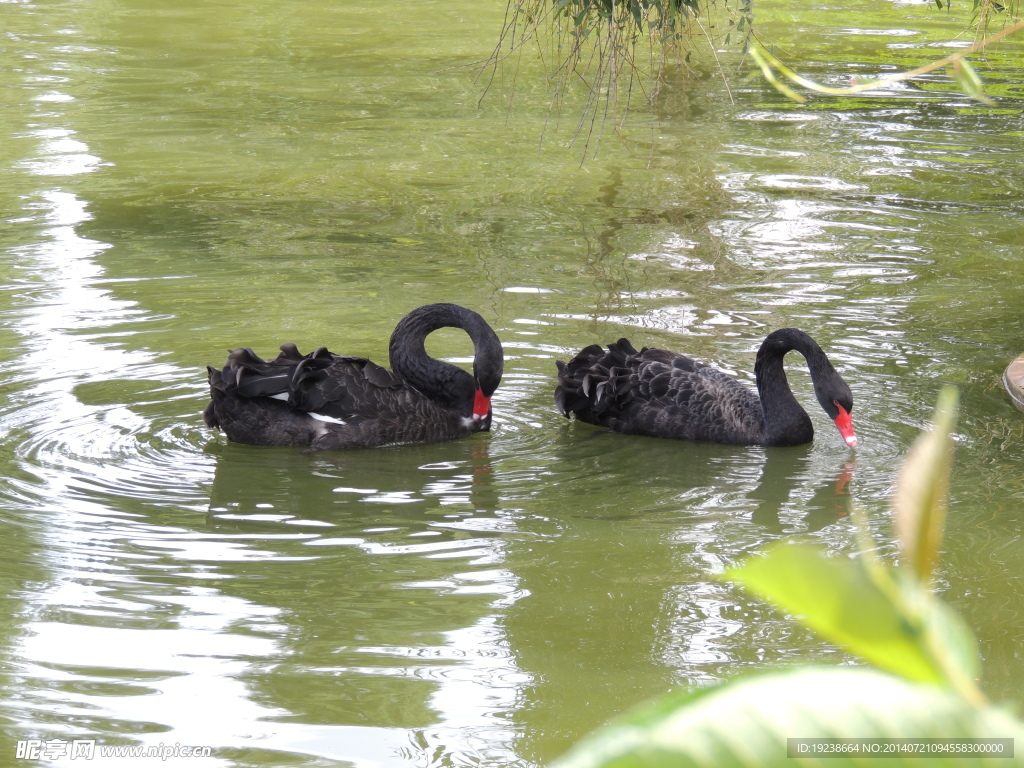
[552,667,1024,768]
[724,544,978,687]
[890,568,982,697]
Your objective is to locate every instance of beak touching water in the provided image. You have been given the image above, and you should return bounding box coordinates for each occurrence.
[472,388,491,424]
[833,402,857,448]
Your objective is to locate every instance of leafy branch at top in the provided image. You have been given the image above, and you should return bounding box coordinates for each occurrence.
[478,0,753,158]
[751,17,1024,104]
[481,0,1024,159]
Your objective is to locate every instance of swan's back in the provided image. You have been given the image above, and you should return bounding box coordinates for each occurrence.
[204,344,474,450]
[555,339,768,445]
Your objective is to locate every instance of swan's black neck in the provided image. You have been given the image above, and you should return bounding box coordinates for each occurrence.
[753,328,839,446]
[388,303,503,414]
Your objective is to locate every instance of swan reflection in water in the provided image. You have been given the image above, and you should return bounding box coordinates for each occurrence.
[749,447,856,532]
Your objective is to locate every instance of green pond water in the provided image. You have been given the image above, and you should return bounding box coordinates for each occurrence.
[2,0,1024,765]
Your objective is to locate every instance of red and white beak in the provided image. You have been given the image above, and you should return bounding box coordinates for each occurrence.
[833,402,857,448]
[472,389,491,423]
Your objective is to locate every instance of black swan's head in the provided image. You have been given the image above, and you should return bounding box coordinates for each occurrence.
[814,371,856,448]
[760,328,857,449]
[389,303,504,431]
[470,339,504,428]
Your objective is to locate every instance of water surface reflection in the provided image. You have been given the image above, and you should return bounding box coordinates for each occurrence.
[3,1,1024,766]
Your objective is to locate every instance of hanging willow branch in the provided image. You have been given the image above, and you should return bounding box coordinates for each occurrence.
[477,0,753,158]
[476,0,1021,159]
[750,16,1024,104]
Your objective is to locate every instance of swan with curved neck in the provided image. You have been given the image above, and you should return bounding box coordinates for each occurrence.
[555,328,857,448]
[204,303,504,450]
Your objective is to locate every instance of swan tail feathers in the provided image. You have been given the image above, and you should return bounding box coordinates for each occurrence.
[554,340,638,424]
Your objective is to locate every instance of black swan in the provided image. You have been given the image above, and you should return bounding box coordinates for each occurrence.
[554,328,857,448]
[204,303,504,450]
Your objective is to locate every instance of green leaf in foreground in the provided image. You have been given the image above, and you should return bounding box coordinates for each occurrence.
[551,667,1024,768]
[724,544,979,688]
[893,386,957,584]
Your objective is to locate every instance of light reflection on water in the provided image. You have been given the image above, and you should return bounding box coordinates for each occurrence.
[2,1,1024,767]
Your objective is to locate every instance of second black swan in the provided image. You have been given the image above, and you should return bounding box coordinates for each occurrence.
[555,328,857,448]
[204,303,504,450]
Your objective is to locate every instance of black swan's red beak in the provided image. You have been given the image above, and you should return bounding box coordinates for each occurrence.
[833,402,857,448]
[472,388,491,424]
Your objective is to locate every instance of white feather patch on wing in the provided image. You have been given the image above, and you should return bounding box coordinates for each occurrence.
[267,393,289,401]
[309,412,346,425]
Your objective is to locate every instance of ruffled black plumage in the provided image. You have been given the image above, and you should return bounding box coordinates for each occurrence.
[204,304,503,450]
[554,329,856,448]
